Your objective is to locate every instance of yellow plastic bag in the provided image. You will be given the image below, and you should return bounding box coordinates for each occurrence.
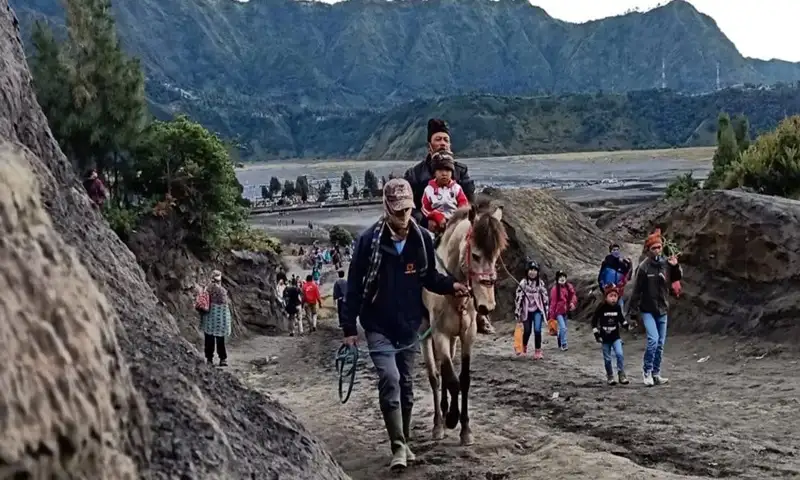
[513,322,524,354]
[547,318,559,336]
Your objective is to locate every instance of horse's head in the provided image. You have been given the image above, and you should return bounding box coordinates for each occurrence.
[461,202,508,316]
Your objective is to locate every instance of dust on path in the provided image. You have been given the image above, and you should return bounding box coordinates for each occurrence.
[229,304,800,480]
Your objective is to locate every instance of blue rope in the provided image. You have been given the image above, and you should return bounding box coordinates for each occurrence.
[335,327,432,404]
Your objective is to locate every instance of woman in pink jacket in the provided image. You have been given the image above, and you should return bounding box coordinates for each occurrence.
[549,270,577,351]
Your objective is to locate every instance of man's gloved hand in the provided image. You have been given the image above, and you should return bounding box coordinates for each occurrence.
[592,328,602,343]
[622,321,630,331]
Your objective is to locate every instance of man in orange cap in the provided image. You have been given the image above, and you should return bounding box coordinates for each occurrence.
[629,228,682,387]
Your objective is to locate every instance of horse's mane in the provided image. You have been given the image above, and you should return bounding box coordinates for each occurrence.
[444,195,508,257]
[472,210,508,256]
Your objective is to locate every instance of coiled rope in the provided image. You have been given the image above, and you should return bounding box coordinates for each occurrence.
[334,327,432,404]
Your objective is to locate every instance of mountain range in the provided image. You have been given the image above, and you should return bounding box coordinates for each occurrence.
[13,0,800,159]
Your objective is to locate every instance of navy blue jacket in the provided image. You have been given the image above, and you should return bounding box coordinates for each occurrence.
[342,222,456,342]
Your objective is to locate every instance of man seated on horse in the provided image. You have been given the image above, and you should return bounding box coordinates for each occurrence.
[404,118,496,335]
[342,178,469,471]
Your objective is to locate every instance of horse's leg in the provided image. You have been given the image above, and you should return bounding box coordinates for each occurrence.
[436,333,460,430]
[458,326,476,446]
[423,334,444,440]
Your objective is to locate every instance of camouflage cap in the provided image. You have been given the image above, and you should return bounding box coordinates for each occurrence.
[383,178,414,211]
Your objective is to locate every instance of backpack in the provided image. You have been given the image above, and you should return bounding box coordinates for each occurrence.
[194,289,210,313]
[302,282,318,303]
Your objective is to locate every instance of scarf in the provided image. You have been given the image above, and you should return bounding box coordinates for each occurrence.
[361,216,428,307]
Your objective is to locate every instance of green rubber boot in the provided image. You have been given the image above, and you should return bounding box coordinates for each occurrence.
[402,408,416,461]
[382,409,407,471]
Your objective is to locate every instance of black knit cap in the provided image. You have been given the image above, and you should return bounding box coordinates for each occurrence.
[427,118,450,143]
[430,149,455,172]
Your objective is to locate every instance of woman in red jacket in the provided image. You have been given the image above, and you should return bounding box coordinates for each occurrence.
[549,270,577,351]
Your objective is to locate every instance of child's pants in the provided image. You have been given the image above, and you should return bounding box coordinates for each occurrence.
[556,314,568,348]
[522,311,544,349]
[602,339,625,376]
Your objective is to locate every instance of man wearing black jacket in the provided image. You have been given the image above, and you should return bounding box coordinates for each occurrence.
[403,118,497,334]
[404,118,476,228]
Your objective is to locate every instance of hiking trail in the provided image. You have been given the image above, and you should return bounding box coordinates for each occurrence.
[229,296,800,479]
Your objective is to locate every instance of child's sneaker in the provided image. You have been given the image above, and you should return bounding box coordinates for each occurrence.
[516,346,527,357]
[606,375,617,385]
[533,349,544,360]
[618,372,629,385]
[653,374,669,385]
[643,372,654,386]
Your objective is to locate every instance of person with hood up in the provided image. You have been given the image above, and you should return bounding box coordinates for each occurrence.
[628,228,683,387]
[549,270,577,351]
[514,261,550,359]
[200,270,232,366]
[342,178,469,471]
[598,243,633,309]
[83,169,109,208]
[591,284,630,385]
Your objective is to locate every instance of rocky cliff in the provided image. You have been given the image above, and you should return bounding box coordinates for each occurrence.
[126,215,288,343]
[0,2,348,478]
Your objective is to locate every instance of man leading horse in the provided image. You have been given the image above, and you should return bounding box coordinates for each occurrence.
[404,118,496,335]
[342,178,470,471]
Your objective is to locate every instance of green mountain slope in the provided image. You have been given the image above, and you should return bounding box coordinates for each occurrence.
[155,85,800,160]
[15,0,800,110]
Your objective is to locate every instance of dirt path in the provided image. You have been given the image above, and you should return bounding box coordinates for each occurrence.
[228,306,800,480]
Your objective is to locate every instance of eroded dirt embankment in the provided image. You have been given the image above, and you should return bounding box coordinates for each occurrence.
[1,2,347,478]
[604,189,800,342]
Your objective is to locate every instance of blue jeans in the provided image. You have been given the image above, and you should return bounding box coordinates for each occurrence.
[602,339,624,375]
[556,314,568,348]
[642,313,668,375]
[522,311,544,349]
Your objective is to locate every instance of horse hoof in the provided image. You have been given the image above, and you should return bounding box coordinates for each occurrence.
[460,431,474,446]
[445,411,460,429]
[432,425,444,441]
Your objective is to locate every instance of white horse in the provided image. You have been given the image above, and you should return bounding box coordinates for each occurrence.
[422,202,508,446]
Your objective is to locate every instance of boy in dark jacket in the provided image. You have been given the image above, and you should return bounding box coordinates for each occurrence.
[592,285,630,385]
[342,178,469,471]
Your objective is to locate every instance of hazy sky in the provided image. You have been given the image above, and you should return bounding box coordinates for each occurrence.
[311,0,798,62]
[528,1,798,62]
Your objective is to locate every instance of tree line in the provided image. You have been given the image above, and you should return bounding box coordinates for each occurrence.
[259,169,397,202]
[29,0,278,254]
[666,111,800,199]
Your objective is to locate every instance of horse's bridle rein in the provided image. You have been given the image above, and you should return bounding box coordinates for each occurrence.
[434,222,523,316]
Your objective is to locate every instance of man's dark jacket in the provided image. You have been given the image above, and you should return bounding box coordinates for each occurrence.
[629,258,683,316]
[404,154,476,228]
[342,222,455,343]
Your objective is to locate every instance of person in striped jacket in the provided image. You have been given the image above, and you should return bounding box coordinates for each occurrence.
[514,261,550,359]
